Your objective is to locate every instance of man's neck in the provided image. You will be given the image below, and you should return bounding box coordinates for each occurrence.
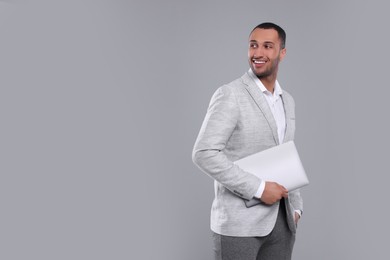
[259,75,277,93]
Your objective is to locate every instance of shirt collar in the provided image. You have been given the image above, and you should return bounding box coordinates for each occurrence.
[248,69,283,96]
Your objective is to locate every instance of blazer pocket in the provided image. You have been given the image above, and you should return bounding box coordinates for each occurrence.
[233,190,243,197]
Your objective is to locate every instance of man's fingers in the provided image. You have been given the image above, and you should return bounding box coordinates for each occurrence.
[277,184,288,198]
[262,182,289,204]
[279,185,288,198]
[280,185,288,192]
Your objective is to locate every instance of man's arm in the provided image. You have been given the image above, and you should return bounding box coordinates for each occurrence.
[192,86,262,200]
[193,86,290,204]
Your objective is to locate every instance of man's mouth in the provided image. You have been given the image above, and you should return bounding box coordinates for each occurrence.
[252,59,266,64]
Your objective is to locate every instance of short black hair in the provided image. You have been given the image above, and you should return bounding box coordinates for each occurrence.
[250,22,286,49]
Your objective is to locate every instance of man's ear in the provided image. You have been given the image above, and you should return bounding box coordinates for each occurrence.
[279,48,286,61]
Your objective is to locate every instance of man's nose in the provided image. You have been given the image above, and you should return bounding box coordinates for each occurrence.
[253,47,264,57]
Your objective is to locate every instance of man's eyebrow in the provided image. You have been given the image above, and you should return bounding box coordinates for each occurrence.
[249,40,275,44]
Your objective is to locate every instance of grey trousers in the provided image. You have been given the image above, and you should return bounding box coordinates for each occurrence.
[212,199,296,260]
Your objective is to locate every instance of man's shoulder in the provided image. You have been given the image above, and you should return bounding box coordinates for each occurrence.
[217,73,249,94]
[281,89,295,106]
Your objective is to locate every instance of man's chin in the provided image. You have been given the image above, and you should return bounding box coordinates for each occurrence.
[253,70,270,79]
[250,66,266,77]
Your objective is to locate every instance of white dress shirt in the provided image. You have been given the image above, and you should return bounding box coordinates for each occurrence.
[247,69,300,216]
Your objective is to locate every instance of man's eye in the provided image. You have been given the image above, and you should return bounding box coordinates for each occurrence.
[265,45,273,49]
[250,44,258,48]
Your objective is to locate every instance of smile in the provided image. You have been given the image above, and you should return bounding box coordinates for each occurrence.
[252,59,267,64]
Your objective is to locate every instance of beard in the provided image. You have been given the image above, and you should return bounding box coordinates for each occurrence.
[252,65,274,78]
[250,55,280,79]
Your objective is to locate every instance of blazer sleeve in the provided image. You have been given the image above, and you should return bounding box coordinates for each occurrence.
[192,86,261,201]
[289,189,303,213]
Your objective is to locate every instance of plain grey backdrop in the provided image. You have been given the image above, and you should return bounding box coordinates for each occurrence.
[1,0,390,259]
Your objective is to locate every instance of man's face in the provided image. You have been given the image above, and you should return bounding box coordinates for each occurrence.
[248,28,286,79]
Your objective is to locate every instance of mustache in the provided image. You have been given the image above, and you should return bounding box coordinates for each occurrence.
[251,57,269,61]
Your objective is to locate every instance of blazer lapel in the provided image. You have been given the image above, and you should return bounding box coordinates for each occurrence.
[241,73,280,145]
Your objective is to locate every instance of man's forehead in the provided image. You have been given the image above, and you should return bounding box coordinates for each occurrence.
[249,28,279,40]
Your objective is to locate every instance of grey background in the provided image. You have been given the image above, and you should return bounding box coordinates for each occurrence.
[1,0,389,259]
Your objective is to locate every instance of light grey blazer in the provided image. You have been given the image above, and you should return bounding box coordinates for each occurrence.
[192,72,303,237]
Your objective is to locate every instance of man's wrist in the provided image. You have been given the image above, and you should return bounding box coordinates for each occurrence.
[254,181,265,199]
[295,210,303,217]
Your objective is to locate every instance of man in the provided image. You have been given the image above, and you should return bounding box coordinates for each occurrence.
[192,22,303,260]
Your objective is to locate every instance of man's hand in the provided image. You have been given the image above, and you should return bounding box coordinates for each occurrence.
[294,212,300,225]
[260,181,288,205]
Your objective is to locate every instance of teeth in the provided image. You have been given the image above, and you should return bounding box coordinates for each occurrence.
[253,60,265,64]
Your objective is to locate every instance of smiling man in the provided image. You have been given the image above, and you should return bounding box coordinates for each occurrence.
[193,23,303,260]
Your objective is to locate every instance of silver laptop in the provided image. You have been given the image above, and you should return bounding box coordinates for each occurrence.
[234,141,309,207]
